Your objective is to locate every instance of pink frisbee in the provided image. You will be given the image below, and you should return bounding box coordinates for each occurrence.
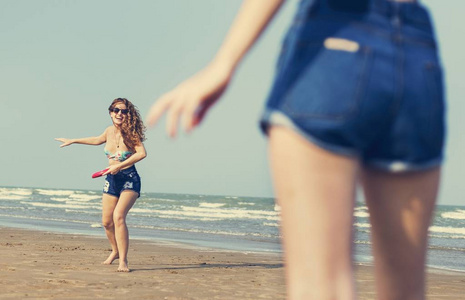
[92,168,110,178]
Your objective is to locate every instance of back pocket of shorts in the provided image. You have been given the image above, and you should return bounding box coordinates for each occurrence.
[281,38,372,120]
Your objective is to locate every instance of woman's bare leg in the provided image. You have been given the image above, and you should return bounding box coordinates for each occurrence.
[361,167,440,300]
[101,193,119,264]
[268,127,360,300]
[113,190,138,272]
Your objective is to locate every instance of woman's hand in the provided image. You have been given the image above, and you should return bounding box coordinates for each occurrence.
[55,138,74,148]
[146,61,233,138]
[103,164,122,176]
[146,0,283,138]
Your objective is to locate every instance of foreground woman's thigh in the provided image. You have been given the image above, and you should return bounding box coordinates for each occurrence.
[268,127,360,300]
[361,167,440,300]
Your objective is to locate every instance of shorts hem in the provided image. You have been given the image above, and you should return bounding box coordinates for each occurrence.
[103,190,140,198]
[260,109,360,158]
[260,109,444,173]
[364,158,443,173]
[120,188,141,198]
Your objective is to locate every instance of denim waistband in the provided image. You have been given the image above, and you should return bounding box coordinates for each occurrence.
[294,0,435,44]
[117,165,137,176]
[372,0,429,24]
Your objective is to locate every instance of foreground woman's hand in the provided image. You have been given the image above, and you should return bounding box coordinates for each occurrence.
[146,61,233,137]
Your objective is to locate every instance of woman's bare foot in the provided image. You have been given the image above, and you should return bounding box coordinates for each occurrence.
[102,251,119,265]
[117,260,130,272]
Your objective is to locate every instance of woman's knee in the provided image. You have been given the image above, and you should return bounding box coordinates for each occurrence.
[113,212,126,227]
[102,218,114,229]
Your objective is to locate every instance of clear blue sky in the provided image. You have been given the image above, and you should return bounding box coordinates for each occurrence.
[1,1,463,205]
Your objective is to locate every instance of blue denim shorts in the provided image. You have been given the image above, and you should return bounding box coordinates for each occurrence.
[261,0,446,172]
[103,165,141,198]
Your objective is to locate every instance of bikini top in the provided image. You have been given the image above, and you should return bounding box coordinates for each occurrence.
[104,148,133,162]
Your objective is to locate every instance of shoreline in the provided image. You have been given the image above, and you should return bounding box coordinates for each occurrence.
[0,214,282,254]
[2,215,464,275]
[1,226,465,299]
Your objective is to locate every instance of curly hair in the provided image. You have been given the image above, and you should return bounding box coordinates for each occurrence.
[108,98,146,150]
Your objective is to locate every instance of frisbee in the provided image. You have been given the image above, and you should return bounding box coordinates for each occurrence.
[92,168,110,178]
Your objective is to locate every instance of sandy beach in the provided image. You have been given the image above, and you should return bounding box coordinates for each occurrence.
[0,227,464,299]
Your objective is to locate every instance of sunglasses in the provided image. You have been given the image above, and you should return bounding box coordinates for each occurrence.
[109,108,129,115]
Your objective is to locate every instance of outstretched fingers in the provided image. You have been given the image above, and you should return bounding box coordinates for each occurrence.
[146,62,232,137]
[182,97,203,134]
[166,99,183,138]
[146,94,173,128]
[54,138,69,148]
[147,92,204,138]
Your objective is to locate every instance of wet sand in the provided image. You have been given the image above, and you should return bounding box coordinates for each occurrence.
[0,226,464,299]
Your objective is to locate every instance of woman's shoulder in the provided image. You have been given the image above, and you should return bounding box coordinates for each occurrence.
[103,126,114,133]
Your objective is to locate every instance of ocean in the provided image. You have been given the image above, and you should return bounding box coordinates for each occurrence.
[1,186,464,272]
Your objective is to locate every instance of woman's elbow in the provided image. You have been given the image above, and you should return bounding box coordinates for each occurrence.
[139,152,147,160]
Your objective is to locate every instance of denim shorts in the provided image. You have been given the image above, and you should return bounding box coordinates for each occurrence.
[261,0,446,172]
[103,165,141,198]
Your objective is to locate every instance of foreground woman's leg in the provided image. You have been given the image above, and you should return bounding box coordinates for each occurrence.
[102,193,119,264]
[268,127,360,300]
[361,167,440,300]
[113,190,138,272]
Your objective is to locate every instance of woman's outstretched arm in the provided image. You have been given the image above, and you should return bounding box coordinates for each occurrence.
[55,128,108,147]
[146,0,284,137]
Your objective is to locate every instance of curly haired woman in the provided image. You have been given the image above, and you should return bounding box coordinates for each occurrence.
[56,98,147,272]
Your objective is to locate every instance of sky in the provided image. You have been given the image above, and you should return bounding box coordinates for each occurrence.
[1,0,464,205]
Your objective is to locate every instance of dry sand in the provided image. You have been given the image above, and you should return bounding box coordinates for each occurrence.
[1,226,464,299]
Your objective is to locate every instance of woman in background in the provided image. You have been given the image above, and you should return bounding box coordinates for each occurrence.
[56,98,147,272]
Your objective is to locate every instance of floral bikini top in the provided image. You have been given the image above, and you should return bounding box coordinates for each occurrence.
[104,148,133,162]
